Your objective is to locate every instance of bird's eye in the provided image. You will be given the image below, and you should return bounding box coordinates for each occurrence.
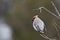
[32,17,35,21]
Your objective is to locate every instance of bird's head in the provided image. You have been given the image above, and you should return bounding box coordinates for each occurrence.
[32,15,39,21]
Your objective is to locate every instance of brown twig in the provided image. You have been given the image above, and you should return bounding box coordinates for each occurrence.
[40,34,56,40]
[51,1,60,16]
[54,23,60,40]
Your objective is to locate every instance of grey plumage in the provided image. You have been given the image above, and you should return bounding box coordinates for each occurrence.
[32,15,45,33]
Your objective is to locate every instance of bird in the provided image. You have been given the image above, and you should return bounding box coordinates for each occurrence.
[32,15,45,33]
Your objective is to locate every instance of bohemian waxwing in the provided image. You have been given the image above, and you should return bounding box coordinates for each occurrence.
[32,15,45,33]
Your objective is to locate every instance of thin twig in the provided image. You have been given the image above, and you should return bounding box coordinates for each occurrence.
[40,34,50,39]
[38,7,60,19]
[51,1,60,16]
[33,1,60,19]
[40,34,56,40]
[55,23,60,30]
[54,23,60,40]
[33,7,60,19]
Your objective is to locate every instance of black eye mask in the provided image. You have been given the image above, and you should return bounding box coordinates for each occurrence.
[32,17,35,22]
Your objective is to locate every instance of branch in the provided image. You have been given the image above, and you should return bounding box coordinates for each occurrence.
[40,34,56,40]
[54,23,60,40]
[51,1,60,16]
[38,7,60,19]
[33,1,60,19]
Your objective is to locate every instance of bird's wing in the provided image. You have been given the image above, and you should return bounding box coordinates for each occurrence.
[33,21,38,31]
[37,18,45,31]
[33,19,42,31]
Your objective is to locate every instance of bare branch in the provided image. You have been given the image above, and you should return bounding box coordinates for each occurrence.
[40,34,56,40]
[33,1,60,19]
[54,23,60,40]
[51,1,60,16]
[38,7,60,19]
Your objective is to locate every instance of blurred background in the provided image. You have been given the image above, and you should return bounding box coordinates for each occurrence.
[3,0,60,40]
